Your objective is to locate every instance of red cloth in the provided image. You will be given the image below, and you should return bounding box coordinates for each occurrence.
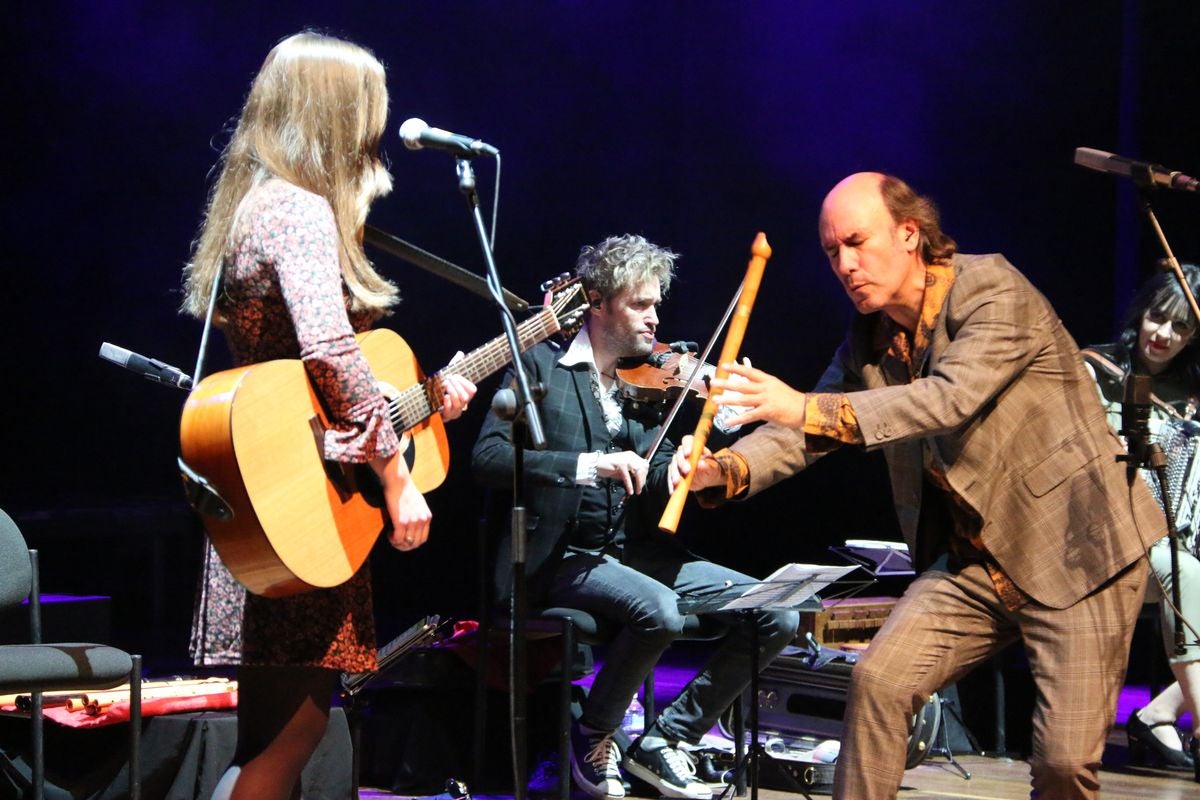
[1,690,238,729]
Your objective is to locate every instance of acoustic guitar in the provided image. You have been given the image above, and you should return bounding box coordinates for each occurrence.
[179,277,586,597]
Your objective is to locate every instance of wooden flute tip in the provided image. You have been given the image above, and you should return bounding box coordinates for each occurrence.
[752,232,771,259]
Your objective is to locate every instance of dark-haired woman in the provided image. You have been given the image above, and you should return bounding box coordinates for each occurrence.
[1084,265,1200,778]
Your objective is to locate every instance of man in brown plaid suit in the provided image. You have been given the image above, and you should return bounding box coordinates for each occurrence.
[674,172,1165,798]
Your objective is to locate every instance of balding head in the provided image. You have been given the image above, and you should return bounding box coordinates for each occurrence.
[821,172,887,220]
[818,172,930,329]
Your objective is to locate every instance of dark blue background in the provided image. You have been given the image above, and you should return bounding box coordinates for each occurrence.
[5,2,1199,666]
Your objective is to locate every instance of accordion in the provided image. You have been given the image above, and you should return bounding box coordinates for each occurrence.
[1141,415,1200,557]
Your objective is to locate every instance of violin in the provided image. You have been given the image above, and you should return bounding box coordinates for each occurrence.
[617,340,716,407]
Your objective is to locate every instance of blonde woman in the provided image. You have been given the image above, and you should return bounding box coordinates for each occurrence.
[182,32,473,799]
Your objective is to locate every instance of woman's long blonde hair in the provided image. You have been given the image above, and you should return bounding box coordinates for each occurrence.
[182,32,398,319]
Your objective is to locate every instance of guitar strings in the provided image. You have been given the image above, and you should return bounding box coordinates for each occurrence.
[382,284,582,428]
[383,308,560,430]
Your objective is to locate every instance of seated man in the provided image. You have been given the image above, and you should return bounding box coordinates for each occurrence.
[472,234,799,799]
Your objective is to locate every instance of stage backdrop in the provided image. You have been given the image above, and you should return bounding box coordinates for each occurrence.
[4,2,1199,663]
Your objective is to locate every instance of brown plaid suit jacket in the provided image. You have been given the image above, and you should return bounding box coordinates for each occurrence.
[733,253,1164,609]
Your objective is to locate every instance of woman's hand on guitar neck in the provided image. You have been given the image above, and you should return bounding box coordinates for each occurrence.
[372,453,432,551]
[439,352,477,421]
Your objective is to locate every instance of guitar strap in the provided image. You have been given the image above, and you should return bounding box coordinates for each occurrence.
[190,258,225,387]
[179,259,234,522]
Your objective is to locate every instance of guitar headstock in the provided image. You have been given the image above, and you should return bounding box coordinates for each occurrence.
[543,277,587,340]
[539,272,575,294]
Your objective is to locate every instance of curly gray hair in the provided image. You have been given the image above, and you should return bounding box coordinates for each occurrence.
[575,234,677,301]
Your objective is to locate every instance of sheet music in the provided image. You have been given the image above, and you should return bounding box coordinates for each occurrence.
[720,563,859,611]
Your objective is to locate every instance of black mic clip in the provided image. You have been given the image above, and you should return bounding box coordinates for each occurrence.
[1118,371,1154,469]
[490,382,548,421]
[642,341,698,368]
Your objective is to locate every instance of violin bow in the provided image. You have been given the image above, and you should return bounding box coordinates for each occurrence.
[640,281,744,464]
[658,232,771,534]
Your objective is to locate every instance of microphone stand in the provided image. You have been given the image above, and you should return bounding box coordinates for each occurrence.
[455,156,545,800]
[1128,175,1195,657]
[506,409,531,800]
[456,158,545,451]
[1119,372,1185,658]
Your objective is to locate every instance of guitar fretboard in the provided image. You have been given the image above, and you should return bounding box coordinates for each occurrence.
[385,296,573,433]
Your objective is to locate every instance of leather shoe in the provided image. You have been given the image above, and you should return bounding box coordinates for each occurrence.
[1126,708,1194,771]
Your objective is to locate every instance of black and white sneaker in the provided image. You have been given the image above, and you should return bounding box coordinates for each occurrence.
[571,723,625,799]
[624,739,713,799]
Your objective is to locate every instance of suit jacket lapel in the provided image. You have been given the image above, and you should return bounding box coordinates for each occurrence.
[564,362,609,451]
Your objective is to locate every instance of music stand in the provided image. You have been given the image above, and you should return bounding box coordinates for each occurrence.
[676,564,860,800]
[829,539,914,577]
[339,616,445,797]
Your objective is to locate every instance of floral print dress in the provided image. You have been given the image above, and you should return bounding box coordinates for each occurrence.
[189,178,399,672]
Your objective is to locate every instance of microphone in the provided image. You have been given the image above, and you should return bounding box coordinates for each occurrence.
[398,118,498,159]
[99,342,193,390]
[1074,147,1199,192]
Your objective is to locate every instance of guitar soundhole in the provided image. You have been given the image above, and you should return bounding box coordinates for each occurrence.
[400,433,416,473]
[354,435,415,510]
[350,434,417,510]
[356,463,384,508]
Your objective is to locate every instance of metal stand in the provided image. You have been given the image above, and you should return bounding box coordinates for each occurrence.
[455,158,545,450]
[1120,368,1189,657]
[715,610,810,800]
[453,156,547,800]
[342,692,368,798]
[338,616,443,796]
[675,574,843,800]
[926,695,974,780]
[508,415,531,800]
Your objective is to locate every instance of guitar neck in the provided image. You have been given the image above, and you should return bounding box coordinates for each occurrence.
[389,305,563,431]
